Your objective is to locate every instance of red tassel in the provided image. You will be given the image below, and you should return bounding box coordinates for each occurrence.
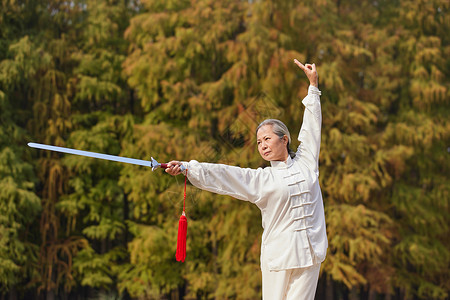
[176,172,188,262]
[176,212,187,262]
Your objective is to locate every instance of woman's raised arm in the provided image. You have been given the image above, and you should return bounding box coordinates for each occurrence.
[293,60,322,177]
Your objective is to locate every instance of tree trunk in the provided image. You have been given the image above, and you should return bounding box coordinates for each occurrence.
[368,288,376,300]
[325,276,334,300]
[46,290,55,300]
[349,287,358,300]
[8,287,17,300]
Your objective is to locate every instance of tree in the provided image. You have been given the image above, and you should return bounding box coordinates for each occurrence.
[0,39,41,298]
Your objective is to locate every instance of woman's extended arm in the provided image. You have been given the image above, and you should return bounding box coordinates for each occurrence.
[165,160,266,203]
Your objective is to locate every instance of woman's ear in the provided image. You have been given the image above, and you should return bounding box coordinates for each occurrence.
[283,135,289,145]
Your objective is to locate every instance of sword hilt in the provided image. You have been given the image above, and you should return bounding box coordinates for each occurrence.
[150,157,186,172]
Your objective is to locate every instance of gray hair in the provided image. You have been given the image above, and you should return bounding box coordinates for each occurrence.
[256,119,296,159]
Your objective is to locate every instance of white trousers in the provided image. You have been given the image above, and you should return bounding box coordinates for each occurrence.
[261,261,321,300]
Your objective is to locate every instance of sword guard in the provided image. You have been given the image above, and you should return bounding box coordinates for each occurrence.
[151,157,186,172]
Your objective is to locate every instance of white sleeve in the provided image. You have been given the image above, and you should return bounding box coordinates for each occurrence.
[181,160,264,203]
[297,85,322,177]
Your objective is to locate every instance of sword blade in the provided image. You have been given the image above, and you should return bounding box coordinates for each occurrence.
[28,142,152,168]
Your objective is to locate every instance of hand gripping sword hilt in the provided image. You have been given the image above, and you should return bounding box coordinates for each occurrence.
[150,157,186,172]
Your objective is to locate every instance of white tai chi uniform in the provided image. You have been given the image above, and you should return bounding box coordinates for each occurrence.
[181,85,327,300]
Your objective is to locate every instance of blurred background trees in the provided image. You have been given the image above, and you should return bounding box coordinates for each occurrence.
[0,0,448,299]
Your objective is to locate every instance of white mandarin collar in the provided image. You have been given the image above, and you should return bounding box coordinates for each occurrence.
[270,155,294,169]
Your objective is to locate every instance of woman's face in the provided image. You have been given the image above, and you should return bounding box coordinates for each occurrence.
[256,125,289,162]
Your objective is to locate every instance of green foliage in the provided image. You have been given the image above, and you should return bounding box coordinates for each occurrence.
[0,21,42,292]
[0,153,41,289]
[116,221,184,298]
[74,246,127,288]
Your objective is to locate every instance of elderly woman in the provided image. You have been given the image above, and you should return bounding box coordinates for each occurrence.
[166,60,327,300]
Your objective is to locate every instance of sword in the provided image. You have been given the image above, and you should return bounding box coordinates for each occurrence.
[27,142,185,172]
